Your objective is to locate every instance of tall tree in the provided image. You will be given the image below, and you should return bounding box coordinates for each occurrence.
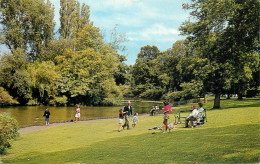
[0,0,55,61]
[228,0,259,99]
[180,0,259,108]
[0,49,33,105]
[59,0,90,39]
[131,45,164,98]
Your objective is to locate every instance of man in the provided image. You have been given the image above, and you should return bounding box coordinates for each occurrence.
[184,104,199,128]
[122,101,133,130]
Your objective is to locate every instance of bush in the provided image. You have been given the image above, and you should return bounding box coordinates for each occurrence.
[50,96,68,106]
[0,87,19,105]
[0,113,19,154]
[140,88,163,99]
[27,99,38,106]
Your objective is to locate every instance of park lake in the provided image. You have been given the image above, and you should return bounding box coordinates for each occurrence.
[0,100,163,127]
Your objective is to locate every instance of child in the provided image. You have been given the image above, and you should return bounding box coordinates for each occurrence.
[43,108,50,126]
[118,109,124,132]
[75,105,81,122]
[132,113,138,128]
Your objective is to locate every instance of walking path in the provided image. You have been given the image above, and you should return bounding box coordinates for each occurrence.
[19,113,150,134]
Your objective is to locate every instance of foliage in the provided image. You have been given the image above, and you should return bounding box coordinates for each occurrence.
[120,85,134,98]
[59,0,90,39]
[167,80,203,101]
[139,87,164,99]
[0,87,18,105]
[0,0,258,108]
[0,113,19,154]
[27,61,58,104]
[179,0,259,108]
[109,24,128,52]
[49,95,68,106]
[0,0,125,106]
[39,38,75,62]
[0,0,55,61]
[0,49,32,105]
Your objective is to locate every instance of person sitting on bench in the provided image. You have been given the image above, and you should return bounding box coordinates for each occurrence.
[184,104,199,128]
[150,106,156,116]
[197,102,204,123]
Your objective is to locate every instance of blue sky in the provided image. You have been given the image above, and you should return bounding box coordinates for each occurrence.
[50,0,190,65]
[0,0,191,65]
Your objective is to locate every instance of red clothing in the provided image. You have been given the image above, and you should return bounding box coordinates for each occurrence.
[164,105,171,114]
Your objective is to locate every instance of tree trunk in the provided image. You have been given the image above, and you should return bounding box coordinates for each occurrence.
[213,93,221,109]
[237,93,243,100]
[204,93,207,103]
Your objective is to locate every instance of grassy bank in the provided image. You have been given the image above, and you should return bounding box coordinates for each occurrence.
[1,98,260,163]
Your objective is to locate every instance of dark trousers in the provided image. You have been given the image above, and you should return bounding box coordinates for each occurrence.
[185,116,197,127]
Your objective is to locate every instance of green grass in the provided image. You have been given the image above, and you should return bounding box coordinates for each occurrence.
[1,98,260,163]
[174,97,260,113]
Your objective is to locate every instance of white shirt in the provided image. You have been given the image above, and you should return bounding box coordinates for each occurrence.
[197,107,204,113]
[197,107,204,119]
[188,109,199,118]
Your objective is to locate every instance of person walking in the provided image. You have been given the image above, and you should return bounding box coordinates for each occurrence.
[118,109,125,132]
[163,101,171,133]
[122,101,133,130]
[43,108,50,126]
[132,113,138,128]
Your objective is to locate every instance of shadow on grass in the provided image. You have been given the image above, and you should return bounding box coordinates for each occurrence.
[185,98,260,111]
[211,98,260,110]
[3,123,260,164]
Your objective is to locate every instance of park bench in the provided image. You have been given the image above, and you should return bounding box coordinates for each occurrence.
[175,109,207,126]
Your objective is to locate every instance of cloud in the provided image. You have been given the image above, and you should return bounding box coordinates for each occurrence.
[48,0,190,65]
[87,0,143,10]
[128,24,180,42]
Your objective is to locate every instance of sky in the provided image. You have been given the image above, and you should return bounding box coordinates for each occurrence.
[50,0,191,65]
[0,0,191,65]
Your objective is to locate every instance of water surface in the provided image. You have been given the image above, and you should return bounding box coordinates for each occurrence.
[0,100,163,127]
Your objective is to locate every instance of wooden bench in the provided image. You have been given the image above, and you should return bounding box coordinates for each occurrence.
[175,109,207,125]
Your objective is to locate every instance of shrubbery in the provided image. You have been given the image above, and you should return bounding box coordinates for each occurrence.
[0,87,19,105]
[139,88,163,99]
[0,113,19,154]
[50,96,68,106]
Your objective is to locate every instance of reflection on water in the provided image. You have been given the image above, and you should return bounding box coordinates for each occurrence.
[0,100,163,127]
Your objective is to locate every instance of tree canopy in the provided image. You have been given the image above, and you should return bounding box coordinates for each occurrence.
[0,0,259,108]
[0,0,126,106]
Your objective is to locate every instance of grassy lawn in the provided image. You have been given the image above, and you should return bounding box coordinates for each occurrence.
[1,98,260,163]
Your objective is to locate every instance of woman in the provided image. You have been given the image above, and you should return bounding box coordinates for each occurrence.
[163,101,171,133]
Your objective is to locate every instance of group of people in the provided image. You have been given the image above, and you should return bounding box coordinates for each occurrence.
[42,105,81,126]
[150,105,160,116]
[118,101,138,132]
[43,101,139,132]
[43,100,204,131]
[184,102,204,128]
[161,101,204,133]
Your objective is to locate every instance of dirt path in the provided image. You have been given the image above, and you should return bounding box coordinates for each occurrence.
[19,113,150,134]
